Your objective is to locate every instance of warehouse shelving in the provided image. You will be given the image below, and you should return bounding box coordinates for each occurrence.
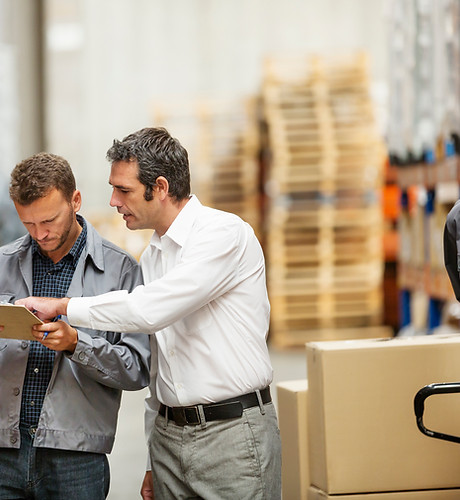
[394,151,459,332]
[387,0,460,334]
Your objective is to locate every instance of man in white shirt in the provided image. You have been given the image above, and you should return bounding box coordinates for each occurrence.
[17,127,282,500]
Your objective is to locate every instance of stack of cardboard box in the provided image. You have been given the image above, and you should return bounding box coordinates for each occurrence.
[277,334,460,499]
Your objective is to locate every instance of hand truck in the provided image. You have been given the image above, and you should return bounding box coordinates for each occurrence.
[414,382,460,444]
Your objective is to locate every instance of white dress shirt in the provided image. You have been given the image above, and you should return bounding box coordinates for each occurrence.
[67,195,273,434]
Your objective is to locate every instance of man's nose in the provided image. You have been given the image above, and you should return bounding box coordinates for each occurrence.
[33,226,49,241]
[110,192,121,207]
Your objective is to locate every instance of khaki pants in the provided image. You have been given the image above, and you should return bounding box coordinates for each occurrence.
[149,402,281,499]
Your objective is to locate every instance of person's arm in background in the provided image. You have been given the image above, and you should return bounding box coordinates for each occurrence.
[444,201,460,302]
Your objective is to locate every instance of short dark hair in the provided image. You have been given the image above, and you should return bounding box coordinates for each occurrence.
[106,127,191,202]
[9,152,76,205]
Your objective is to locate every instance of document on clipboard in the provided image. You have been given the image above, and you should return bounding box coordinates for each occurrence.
[0,303,44,340]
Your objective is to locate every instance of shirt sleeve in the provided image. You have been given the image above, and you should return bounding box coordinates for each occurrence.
[67,220,254,334]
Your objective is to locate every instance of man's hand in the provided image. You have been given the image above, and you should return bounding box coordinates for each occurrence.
[140,471,154,500]
[15,297,69,321]
[32,319,78,353]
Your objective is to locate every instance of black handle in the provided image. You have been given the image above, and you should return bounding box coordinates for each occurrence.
[414,382,460,444]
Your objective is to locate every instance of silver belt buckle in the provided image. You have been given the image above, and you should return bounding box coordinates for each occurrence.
[171,406,200,425]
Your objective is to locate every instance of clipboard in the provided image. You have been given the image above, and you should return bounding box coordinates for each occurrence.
[0,303,44,341]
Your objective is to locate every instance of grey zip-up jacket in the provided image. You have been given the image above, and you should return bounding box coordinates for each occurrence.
[0,218,150,453]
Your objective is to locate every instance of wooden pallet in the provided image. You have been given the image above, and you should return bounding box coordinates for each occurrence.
[152,97,262,238]
[267,201,383,230]
[263,52,370,85]
[269,325,393,349]
[268,261,383,292]
[264,86,374,116]
[262,52,383,194]
[269,286,383,343]
[267,237,383,269]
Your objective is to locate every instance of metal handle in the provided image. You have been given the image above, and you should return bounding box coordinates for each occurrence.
[414,382,460,444]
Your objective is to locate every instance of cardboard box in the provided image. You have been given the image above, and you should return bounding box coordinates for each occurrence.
[308,485,460,499]
[277,380,308,500]
[307,334,460,494]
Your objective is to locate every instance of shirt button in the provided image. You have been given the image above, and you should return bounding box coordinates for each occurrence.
[21,341,28,349]
[13,387,20,396]
[78,352,86,361]
[30,401,35,406]
[34,368,39,374]
[176,383,183,390]
[169,350,175,356]
[10,436,17,444]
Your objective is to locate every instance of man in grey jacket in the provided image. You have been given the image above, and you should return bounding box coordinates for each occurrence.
[0,153,150,499]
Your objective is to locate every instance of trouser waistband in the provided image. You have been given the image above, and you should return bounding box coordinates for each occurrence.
[158,387,271,426]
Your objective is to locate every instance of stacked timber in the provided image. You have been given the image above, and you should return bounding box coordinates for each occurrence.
[152,98,262,239]
[263,52,387,347]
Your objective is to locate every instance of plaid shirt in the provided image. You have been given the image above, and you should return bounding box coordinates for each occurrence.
[20,216,87,427]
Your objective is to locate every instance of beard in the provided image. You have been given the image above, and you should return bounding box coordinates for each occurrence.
[37,208,76,257]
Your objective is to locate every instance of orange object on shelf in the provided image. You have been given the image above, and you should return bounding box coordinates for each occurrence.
[383,184,401,221]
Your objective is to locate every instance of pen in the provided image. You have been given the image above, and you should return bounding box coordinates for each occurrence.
[43,315,61,339]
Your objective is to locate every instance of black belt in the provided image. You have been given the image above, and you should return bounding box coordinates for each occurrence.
[159,387,271,426]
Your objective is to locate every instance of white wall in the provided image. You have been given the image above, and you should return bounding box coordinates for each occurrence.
[44,0,389,211]
[0,0,43,172]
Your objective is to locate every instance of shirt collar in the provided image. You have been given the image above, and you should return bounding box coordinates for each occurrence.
[150,195,200,249]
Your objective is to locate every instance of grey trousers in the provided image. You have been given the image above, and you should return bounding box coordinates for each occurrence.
[149,402,281,500]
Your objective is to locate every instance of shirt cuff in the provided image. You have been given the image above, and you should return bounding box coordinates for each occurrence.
[67,296,95,329]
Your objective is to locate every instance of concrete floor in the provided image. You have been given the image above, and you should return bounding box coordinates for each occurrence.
[107,345,307,499]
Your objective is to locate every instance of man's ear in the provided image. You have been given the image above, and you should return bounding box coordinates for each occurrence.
[72,190,82,212]
[154,176,169,200]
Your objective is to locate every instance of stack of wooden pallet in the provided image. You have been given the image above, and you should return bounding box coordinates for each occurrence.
[152,98,262,239]
[262,52,386,347]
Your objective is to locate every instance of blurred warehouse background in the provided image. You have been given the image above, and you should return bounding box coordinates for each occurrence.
[1,0,392,341]
[3,0,459,342]
[2,0,460,496]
